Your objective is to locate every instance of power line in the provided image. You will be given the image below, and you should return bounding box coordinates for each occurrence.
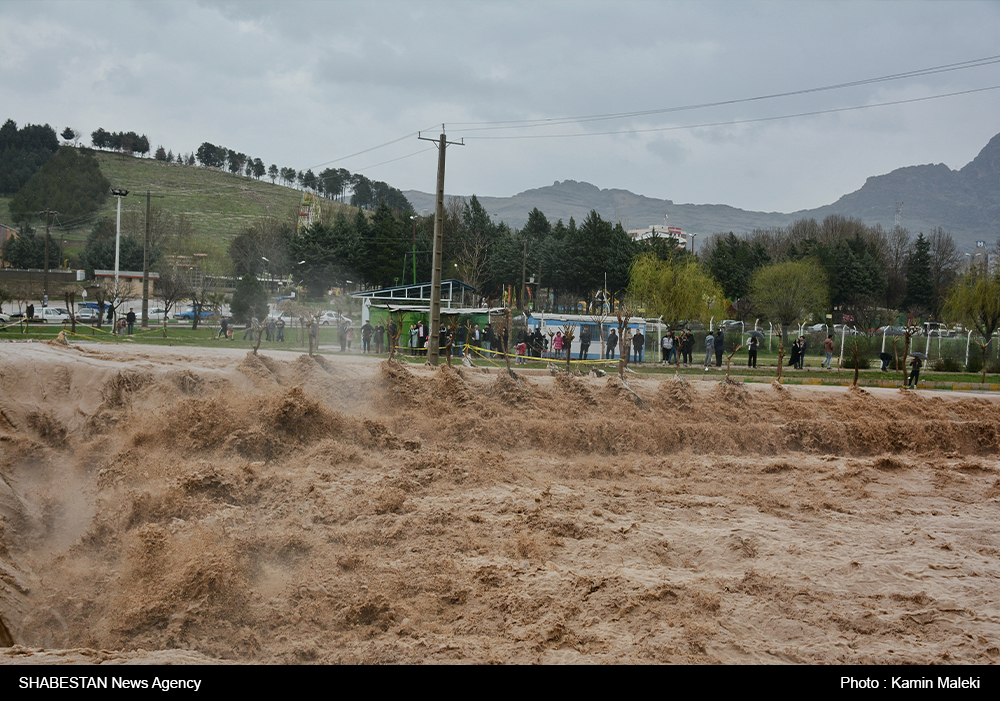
[353,146,437,174]
[448,54,1000,132]
[461,84,1000,141]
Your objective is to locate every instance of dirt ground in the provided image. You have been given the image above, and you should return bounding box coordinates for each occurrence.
[1,342,998,664]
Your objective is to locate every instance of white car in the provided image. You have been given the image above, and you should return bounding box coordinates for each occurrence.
[35,308,71,323]
[319,311,342,326]
[147,307,171,322]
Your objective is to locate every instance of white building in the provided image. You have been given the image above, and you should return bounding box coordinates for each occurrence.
[626,224,687,248]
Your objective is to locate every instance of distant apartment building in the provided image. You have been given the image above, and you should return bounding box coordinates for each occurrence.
[626,224,687,248]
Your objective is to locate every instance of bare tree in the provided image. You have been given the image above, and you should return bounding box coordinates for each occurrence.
[614,303,634,380]
[62,285,78,334]
[387,310,403,361]
[158,270,190,337]
[901,313,922,387]
[883,226,911,310]
[560,324,577,372]
[928,227,962,317]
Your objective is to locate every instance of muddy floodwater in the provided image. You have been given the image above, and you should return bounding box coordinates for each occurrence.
[1,343,998,664]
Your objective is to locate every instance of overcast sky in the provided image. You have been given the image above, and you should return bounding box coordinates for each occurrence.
[2,0,999,216]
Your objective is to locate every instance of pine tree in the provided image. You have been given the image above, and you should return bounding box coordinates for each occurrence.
[903,233,933,314]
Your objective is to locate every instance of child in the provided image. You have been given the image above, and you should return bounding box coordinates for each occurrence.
[516,340,527,365]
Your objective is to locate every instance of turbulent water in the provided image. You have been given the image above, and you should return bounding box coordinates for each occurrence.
[1,343,999,664]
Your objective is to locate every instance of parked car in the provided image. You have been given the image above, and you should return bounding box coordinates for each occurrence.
[0,312,10,324]
[266,310,296,325]
[176,306,215,320]
[75,308,101,323]
[147,307,171,322]
[319,311,342,326]
[35,308,71,323]
[877,325,908,336]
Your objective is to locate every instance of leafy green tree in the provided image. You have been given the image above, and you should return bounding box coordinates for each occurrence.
[230,275,269,325]
[751,259,830,344]
[196,142,225,168]
[944,267,1000,383]
[629,253,726,327]
[268,164,278,183]
[154,145,167,161]
[91,127,109,149]
[8,147,110,223]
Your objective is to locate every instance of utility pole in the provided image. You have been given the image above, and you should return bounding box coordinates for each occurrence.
[520,239,527,312]
[418,127,464,367]
[142,190,165,329]
[42,210,57,306]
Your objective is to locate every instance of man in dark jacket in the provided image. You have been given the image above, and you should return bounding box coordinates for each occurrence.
[632,329,645,363]
[579,325,592,360]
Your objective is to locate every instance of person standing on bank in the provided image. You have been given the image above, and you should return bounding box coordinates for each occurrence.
[908,355,922,389]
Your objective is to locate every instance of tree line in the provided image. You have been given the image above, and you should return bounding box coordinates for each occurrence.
[231,194,680,309]
[696,216,965,332]
[90,128,150,158]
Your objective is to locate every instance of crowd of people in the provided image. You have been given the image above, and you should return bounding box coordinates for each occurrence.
[230,313,874,376]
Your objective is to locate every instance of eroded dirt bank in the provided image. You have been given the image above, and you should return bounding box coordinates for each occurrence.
[1,344,998,664]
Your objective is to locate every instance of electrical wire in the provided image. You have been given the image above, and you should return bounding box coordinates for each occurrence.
[460,84,1000,141]
[448,54,1000,131]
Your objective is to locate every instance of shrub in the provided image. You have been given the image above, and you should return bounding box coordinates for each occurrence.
[966,354,983,374]
[930,357,962,373]
[841,353,871,370]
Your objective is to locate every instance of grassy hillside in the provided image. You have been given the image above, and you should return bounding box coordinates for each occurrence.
[2,150,354,263]
[91,151,299,258]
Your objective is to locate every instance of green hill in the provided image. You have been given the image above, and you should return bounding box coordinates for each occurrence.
[2,149,352,262]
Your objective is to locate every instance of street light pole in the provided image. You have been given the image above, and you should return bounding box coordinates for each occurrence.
[111,188,129,305]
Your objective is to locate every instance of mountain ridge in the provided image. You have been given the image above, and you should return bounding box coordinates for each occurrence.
[405,131,1000,250]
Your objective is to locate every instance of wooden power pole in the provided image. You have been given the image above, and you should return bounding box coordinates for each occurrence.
[142,190,164,329]
[418,128,463,367]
